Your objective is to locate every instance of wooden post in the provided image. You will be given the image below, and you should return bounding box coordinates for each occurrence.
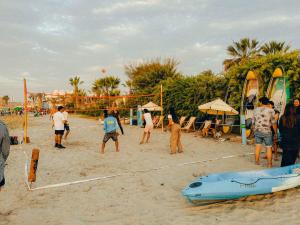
[28,148,40,185]
[23,79,30,143]
[160,84,164,131]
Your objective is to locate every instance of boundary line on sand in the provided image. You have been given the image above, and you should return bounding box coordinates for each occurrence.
[24,152,254,191]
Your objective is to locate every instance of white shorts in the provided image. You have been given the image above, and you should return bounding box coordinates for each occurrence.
[144,124,154,133]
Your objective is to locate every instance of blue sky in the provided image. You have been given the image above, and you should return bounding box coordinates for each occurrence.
[1,0,300,100]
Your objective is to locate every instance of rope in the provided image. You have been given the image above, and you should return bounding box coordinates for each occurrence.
[26,152,254,191]
[231,174,300,186]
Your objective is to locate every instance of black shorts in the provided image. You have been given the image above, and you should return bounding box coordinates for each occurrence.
[55,130,64,135]
[64,124,70,131]
[0,177,5,187]
[103,132,118,143]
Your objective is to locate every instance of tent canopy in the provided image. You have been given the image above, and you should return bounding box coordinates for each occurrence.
[198,98,239,115]
[141,101,162,111]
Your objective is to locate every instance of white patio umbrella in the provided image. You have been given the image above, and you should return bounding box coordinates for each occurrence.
[198,98,239,115]
[141,101,162,111]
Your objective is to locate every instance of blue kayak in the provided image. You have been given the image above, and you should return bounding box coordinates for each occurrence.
[182,164,300,205]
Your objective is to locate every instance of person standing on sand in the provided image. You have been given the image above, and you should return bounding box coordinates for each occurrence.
[112,109,124,135]
[168,107,183,154]
[101,110,120,154]
[269,101,280,161]
[253,97,277,167]
[52,106,66,149]
[279,103,300,167]
[63,108,70,140]
[140,109,153,144]
[0,120,10,191]
[294,98,300,116]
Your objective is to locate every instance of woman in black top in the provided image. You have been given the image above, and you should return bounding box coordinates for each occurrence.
[112,110,124,135]
[279,103,300,167]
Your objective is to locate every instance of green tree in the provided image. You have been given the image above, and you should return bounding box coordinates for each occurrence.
[261,41,290,55]
[69,76,84,108]
[36,93,45,109]
[225,51,300,109]
[155,70,227,116]
[92,76,120,96]
[223,38,260,70]
[29,93,38,106]
[125,58,181,94]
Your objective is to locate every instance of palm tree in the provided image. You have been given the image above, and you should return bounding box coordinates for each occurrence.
[29,93,38,107]
[36,93,45,109]
[260,41,290,55]
[2,95,9,106]
[69,76,84,108]
[223,38,260,70]
[92,79,104,96]
[92,76,120,96]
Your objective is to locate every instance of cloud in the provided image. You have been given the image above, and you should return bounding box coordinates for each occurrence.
[80,43,106,51]
[209,15,300,31]
[92,0,160,14]
[1,0,300,100]
[102,24,141,37]
[32,43,58,54]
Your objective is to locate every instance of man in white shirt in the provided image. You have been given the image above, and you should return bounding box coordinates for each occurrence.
[62,109,70,140]
[140,109,154,144]
[52,106,66,149]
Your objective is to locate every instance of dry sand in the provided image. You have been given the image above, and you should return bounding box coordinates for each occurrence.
[1,115,300,225]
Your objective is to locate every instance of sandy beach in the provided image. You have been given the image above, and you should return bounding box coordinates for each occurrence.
[1,115,300,225]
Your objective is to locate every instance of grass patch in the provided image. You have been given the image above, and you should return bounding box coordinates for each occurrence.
[0,115,24,129]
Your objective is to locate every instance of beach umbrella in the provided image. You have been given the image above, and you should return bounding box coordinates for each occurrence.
[198,98,239,115]
[141,101,162,111]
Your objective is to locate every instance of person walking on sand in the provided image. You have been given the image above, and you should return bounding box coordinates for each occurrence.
[52,106,66,149]
[168,107,183,154]
[279,103,300,167]
[253,97,277,167]
[0,120,10,191]
[101,110,120,154]
[63,108,70,140]
[140,109,153,144]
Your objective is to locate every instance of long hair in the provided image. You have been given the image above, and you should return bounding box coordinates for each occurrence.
[170,107,179,124]
[282,103,296,128]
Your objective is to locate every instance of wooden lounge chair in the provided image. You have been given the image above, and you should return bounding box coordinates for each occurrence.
[209,119,222,138]
[179,116,186,127]
[155,116,164,128]
[200,120,212,137]
[181,116,196,132]
[222,119,234,135]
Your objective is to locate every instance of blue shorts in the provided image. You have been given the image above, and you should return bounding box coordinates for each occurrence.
[254,131,273,147]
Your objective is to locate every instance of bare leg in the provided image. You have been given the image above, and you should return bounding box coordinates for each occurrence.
[177,128,183,153]
[140,132,146,144]
[273,143,278,161]
[64,130,70,140]
[55,135,58,145]
[101,142,105,154]
[146,132,151,143]
[115,141,119,152]
[57,135,62,145]
[266,147,273,167]
[255,144,262,165]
